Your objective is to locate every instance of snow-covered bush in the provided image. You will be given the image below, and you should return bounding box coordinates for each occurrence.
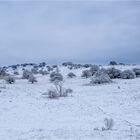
[39,62,46,67]
[120,70,136,79]
[39,69,49,75]
[22,70,32,79]
[50,72,56,78]
[11,65,17,70]
[50,72,63,82]
[28,75,37,84]
[133,68,140,77]
[68,66,73,70]
[89,65,99,76]
[119,62,125,65]
[83,64,93,68]
[94,69,106,76]
[109,61,117,65]
[10,65,18,70]
[43,70,49,75]
[52,65,58,68]
[33,65,38,69]
[65,88,73,94]
[102,118,114,131]
[98,68,107,74]
[90,70,112,84]
[62,62,73,67]
[5,76,15,84]
[55,67,60,73]
[72,64,82,69]
[0,68,8,77]
[31,68,38,74]
[106,67,121,79]
[67,72,76,78]
[14,71,19,75]
[90,74,112,85]
[81,70,92,78]
[47,66,53,72]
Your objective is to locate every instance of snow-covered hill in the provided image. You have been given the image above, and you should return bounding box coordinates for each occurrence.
[0,64,140,140]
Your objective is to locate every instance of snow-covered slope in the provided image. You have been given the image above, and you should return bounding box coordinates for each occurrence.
[0,65,140,140]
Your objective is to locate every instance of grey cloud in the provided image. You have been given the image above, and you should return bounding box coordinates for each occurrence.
[0,1,140,65]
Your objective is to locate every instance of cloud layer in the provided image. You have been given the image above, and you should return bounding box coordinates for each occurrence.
[0,1,140,65]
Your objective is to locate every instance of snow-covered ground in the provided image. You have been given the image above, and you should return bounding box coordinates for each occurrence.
[0,65,140,140]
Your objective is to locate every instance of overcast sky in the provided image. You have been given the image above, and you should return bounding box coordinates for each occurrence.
[0,0,140,66]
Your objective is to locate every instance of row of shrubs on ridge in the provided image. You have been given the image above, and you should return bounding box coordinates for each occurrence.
[1,60,125,72]
[0,64,140,85]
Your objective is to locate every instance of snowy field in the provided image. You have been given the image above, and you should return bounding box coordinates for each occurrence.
[0,65,140,140]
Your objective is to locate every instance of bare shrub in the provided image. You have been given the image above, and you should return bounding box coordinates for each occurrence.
[47,82,73,99]
[48,88,60,99]
[102,118,114,131]
[53,81,67,97]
